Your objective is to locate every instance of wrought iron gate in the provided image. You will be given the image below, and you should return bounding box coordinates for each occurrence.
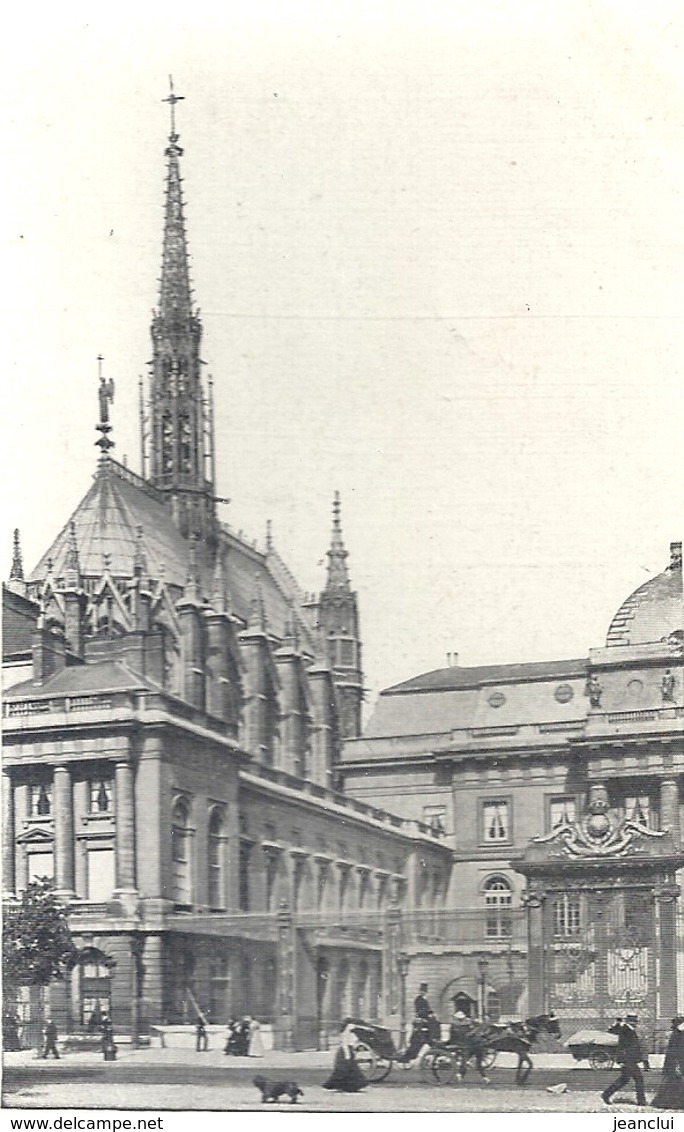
[547,891,656,1033]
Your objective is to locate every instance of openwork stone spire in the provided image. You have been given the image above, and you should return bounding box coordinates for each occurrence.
[9,528,24,583]
[146,78,216,542]
[325,491,350,591]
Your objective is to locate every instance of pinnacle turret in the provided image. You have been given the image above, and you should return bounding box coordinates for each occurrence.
[63,521,82,591]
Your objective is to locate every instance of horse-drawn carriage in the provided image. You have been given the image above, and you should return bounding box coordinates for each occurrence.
[349,1013,561,1087]
[564,1029,619,1070]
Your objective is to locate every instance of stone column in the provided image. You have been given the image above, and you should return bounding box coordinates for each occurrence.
[276,903,295,1050]
[115,760,137,893]
[660,779,681,840]
[522,885,546,1016]
[53,766,75,897]
[2,770,15,897]
[655,881,680,1025]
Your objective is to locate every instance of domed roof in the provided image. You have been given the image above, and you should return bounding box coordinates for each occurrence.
[606,542,683,647]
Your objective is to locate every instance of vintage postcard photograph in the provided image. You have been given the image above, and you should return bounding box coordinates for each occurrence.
[2,1,683,1123]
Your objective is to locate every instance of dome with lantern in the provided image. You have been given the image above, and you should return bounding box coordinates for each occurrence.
[606,541,683,648]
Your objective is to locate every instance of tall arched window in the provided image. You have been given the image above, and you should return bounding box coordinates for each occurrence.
[207,809,225,910]
[171,798,192,907]
[483,875,512,939]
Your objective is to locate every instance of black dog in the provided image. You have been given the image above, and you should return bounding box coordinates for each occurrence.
[253,1075,304,1104]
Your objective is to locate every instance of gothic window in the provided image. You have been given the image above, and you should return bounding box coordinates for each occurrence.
[30,783,52,818]
[162,413,174,474]
[337,639,356,667]
[625,795,651,828]
[89,779,112,814]
[179,412,192,473]
[208,809,225,910]
[483,875,513,939]
[553,892,582,937]
[548,796,577,831]
[481,799,510,843]
[171,797,192,907]
[238,841,251,912]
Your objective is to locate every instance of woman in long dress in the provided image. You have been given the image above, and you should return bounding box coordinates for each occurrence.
[652,1017,684,1110]
[246,1016,264,1057]
[323,1020,367,1093]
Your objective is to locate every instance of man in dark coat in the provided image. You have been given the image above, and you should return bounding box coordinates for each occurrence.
[601,1014,649,1106]
[652,1016,684,1110]
[399,983,435,1063]
[41,1019,60,1059]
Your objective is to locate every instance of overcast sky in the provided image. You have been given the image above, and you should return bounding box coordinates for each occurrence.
[2,1,683,712]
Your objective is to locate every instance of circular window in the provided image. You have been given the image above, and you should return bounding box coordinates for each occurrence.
[488,691,506,709]
[555,684,574,704]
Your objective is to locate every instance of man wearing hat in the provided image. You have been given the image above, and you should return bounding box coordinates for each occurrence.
[601,1013,649,1106]
[398,983,435,1064]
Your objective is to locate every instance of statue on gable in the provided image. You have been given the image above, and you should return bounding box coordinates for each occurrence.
[584,673,603,708]
[661,669,676,703]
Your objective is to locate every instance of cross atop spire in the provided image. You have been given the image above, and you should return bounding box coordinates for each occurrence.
[162,75,184,142]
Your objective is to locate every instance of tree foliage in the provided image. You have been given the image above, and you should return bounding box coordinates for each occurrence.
[3,878,76,988]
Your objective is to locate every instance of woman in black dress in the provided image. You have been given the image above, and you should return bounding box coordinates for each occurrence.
[323,1020,367,1093]
[652,1016,684,1111]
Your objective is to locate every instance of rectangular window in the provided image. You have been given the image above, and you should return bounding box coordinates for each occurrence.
[553,893,582,937]
[423,804,447,834]
[338,640,355,666]
[548,796,577,831]
[27,851,54,883]
[87,848,115,901]
[625,795,651,827]
[482,799,510,843]
[89,780,112,814]
[29,784,52,817]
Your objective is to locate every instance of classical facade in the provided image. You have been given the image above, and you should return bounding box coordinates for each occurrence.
[341,543,684,1038]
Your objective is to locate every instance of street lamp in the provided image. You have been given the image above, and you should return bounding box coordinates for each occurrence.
[477,956,489,1021]
[397,952,410,1048]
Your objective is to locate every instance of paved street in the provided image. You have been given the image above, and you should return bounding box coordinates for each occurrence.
[2,1047,667,1113]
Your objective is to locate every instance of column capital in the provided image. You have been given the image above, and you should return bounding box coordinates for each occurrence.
[654,882,680,904]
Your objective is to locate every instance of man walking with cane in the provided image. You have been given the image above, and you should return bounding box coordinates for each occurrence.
[601,1013,649,1107]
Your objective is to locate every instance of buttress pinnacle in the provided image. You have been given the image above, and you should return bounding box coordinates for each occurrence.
[325,490,350,591]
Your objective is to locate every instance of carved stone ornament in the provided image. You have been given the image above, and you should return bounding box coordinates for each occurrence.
[533,797,666,858]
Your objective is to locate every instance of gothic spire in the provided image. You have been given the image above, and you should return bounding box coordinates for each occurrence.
[9,528,24,583]
[158,77,193,329]
[325,491,350,591]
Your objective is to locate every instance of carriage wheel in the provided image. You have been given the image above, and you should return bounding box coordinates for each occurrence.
[354,1042,392,1083]
[418,1048,437,1082]
[430,1049,458,1086]
[590,1049,614,1072]
[479,1047,497,1071]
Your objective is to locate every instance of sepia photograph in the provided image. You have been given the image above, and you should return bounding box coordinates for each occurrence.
[2,0,683,1121]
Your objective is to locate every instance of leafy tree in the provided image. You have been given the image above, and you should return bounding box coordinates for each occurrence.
[3,878,76,988]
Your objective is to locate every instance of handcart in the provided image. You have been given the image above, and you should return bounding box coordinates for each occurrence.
[564,1029,619,1070]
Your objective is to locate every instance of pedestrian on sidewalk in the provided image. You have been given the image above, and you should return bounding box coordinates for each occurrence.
[652,1016,684,1110]
[246,1016,264,1057]
[41,1019,60,1059]
[323,1019,367,1093]
[101,1015,117,1061]
[601,1014,649,1107]
[195,1014,208,1052]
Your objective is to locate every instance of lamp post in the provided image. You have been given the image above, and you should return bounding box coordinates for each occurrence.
[477,956,489,1022]
[397,952,410,1048]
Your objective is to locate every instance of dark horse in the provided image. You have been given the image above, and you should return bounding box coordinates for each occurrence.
[452,1013,561,1086]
